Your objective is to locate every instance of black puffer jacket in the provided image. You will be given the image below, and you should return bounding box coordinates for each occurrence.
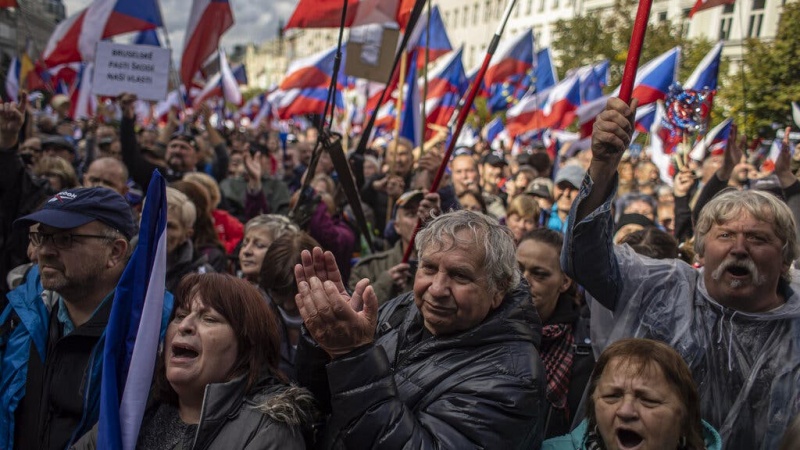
[297,282,545,449]
[71,375,317,450]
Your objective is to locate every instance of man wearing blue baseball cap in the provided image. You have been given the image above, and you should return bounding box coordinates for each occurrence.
[1,187,135,450]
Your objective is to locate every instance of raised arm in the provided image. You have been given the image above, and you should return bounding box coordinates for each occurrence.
[562,97,636,310]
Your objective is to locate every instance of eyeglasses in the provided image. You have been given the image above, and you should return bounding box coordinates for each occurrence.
[29,231,111,249]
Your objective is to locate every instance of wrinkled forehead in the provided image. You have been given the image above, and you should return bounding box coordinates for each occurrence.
[421,229,485,260]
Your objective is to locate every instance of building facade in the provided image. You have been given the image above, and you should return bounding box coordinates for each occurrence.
[264,0,789,84]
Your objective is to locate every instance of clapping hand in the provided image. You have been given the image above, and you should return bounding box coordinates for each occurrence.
[294,247,378,359]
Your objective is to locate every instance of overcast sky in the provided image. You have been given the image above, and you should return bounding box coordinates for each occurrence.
[62,0,299,61]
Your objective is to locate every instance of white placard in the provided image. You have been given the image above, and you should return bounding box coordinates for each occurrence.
[92,42,171,101]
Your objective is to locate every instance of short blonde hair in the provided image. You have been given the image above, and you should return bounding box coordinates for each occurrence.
[183,172,221,209]
[165,187,196,229]
[35,156,79,188]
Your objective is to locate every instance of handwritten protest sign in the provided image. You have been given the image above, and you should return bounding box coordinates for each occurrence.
[93,42,171,101]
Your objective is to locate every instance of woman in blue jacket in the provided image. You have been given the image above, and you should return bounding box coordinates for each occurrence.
[543,338,722,450]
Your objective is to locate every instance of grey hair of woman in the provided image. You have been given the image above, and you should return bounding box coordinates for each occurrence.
[694,189,798,279]
[244,214,299,240]
[415,209,521,297]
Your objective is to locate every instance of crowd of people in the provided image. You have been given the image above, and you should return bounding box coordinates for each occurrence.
[1,90,800,450]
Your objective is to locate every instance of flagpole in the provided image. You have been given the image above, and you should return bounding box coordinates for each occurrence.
[617,0,653,103]
[386,52,408,228]
[420,0,431,154]
[402,0,518,264]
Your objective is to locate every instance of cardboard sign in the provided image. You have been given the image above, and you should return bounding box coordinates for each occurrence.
[345,24,399,83]
[93,42,171,101]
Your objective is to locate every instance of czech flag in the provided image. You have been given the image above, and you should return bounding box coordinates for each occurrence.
[614,46,680,107]
[690,0,735,17]
[535,48,558,93]
[43,0,163,66]
[286,0,401,30]
[181,0,234,88]
[690,118,733,161]
[407,5,452,69]
[506,72,581,137]
[69,63,96,121]
[5,56,19,102]
[193,50,242,106]
[97,170,173,450]
[424,47,468,136]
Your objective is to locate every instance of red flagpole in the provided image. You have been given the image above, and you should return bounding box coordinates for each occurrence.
[618,0,653,103]
[402,0,519,263]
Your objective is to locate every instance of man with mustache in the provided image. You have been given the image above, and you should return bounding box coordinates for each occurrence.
[118,94,229,188]
[563,97,800,449]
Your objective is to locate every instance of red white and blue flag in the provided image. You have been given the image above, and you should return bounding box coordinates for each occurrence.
[614,46,680,107]
[97,170,173,450]
[269,45,348,119]
[535,48,558,93]
[133,29,161,47]
[181,0,234,88]
[690,0,735,17]
[43,0,163,66]
[483,30,535,114]
[407,5,452,69]
[286,0,401,29]
[572,47,681,149]
[690,118,733,160]
[5,56,19,102]
[424,47,468,136]
[506,71,582,137]
[684,42,723,92]
[400,51,422,146]
[69,63,96,121]
[194,50,242,106]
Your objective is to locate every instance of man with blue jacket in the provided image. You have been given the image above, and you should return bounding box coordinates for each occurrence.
[0,185,135,450]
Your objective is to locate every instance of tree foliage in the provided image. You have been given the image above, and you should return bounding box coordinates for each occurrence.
[552,0,718,88]
[718,1,800,138]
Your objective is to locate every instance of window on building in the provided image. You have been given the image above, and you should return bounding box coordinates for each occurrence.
[463,6,469,26]
[445,11,450,27]
[534,26,542,44]
[453,9,459,28]
[514,1,521,17]
[723,3,735,13]
[538,0,545,11]
[682,7,691,17]
[473,2,480,24]
[719,17,733,39]
[526,0,534,14]
[553,0,560,9]
[748,13,763,36]
[496,0,504,19]
[752,0,765,9]
[658,11,668,21]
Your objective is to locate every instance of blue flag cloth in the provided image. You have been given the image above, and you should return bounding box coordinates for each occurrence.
[97,170,173,450]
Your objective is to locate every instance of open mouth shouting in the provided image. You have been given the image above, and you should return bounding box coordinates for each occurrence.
[171,342,200,363]
[615,427,644,449]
